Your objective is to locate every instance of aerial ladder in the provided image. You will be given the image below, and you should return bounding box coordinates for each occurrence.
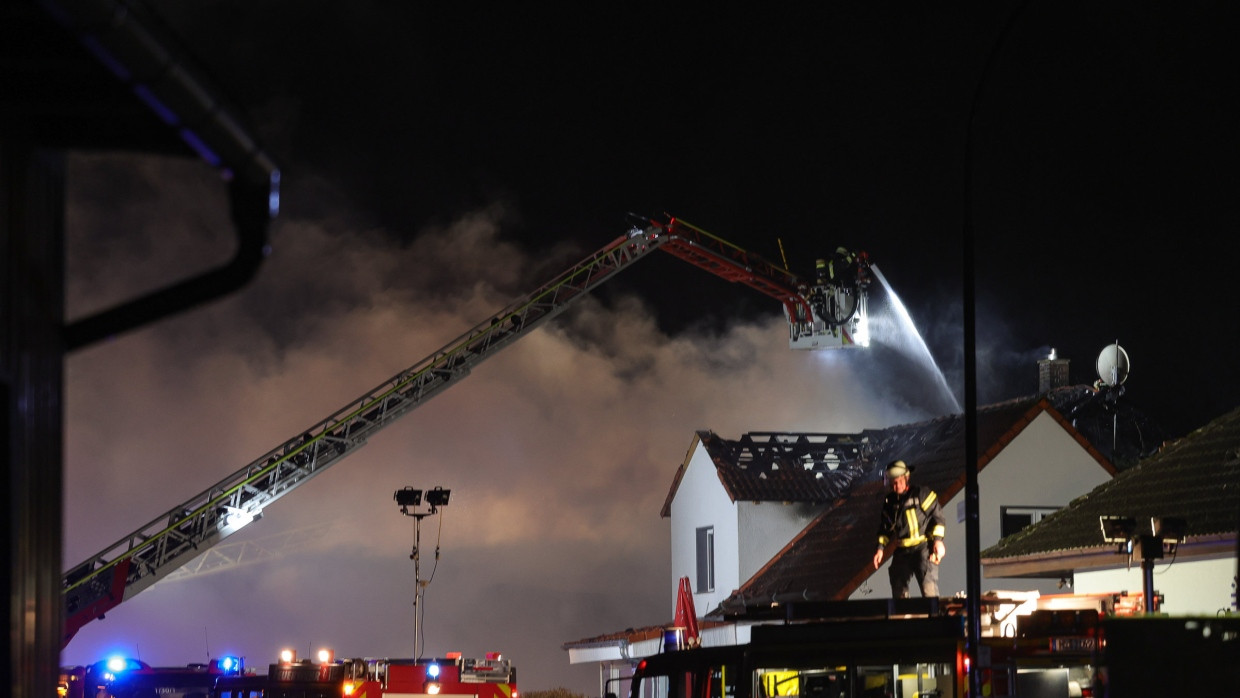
[61,215,873,647]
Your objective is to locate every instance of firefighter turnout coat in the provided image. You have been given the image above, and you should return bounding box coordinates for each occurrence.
[877,485,946,551]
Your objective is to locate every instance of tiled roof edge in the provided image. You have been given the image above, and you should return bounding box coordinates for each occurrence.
[660,431,708,518]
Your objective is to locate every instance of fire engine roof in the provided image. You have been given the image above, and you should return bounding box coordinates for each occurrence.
[980,404,1240,575]
[561,620,729,651]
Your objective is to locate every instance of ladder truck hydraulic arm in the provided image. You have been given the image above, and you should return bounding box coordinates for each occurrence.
[61,215,873,647]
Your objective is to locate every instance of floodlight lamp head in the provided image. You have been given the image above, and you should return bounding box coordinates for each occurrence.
[1151,516,1187,543]
[1099,515,1137,544]
[395,487,423,510]
[426,486,451,508]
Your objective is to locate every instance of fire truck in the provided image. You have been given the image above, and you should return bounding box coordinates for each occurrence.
[58,655,246,698]
[627,594,1146,698]
[630,598,1240,698]
[212,650,517,698]
[62,215,876,647]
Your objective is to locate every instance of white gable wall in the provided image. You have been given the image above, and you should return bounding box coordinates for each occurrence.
[856,411,1113,599]
[971,412,1113,592]
[668,442,740,616]
[669,441,832,616]
[962,411,1112,595]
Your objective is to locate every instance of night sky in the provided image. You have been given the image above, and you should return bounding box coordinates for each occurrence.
[60,2,1238,693]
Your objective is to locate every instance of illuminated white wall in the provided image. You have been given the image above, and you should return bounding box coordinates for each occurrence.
[738,500,823,583]
[1074,557,1237,615]
[668,440,740,617]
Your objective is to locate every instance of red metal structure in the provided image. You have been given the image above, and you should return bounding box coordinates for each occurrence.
[213,651,517,698]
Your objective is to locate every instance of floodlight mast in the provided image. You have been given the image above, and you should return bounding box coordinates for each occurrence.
[397,486,451,658]
[1099,514,1188,613]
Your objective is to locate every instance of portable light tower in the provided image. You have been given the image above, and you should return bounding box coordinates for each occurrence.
[395,486,451,657]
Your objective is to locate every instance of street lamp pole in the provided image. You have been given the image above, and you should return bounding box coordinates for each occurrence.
[962,3,1032,695]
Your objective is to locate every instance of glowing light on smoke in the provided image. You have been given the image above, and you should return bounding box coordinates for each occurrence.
[854,304,871,348]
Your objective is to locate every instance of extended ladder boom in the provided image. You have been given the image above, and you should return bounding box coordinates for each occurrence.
[62,216,859,646]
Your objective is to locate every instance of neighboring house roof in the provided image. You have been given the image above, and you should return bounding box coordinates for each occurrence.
[980,404,1240,578]
[711,391,1119,615]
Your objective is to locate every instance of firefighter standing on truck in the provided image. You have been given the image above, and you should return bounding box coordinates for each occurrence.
[872,460,946,598]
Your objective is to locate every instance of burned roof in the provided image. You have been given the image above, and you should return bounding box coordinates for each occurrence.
[658,430,880,518]
[710,393,1118,614]
[981,404,1240,563]
[664,385,1152,518]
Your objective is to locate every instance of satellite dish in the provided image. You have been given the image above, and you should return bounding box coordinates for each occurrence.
[1096,342,1130,387]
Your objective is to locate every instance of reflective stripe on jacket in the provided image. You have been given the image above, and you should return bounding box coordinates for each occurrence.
[877,485,945,549]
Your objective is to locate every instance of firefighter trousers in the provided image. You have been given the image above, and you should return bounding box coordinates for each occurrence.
[889,545,939,598]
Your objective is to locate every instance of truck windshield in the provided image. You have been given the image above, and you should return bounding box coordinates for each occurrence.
[753,662,954,698]
[634,657,957,698]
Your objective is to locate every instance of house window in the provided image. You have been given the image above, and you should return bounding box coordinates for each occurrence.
[1000,505,1060,539]
[695,526,714,593]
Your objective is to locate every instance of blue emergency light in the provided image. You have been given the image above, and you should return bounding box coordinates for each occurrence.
[90,656,146,683]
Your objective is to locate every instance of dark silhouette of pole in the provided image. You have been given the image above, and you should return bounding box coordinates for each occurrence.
[962,2,1032,694]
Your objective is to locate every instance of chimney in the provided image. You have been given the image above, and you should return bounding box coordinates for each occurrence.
[1038,348,1070,392]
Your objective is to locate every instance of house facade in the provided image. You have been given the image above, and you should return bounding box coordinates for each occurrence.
[898,406,1117,599]
[566,387,1143,696]
[663,432,863,616]
[713,391,1121,613]
[981,405,1240,616]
